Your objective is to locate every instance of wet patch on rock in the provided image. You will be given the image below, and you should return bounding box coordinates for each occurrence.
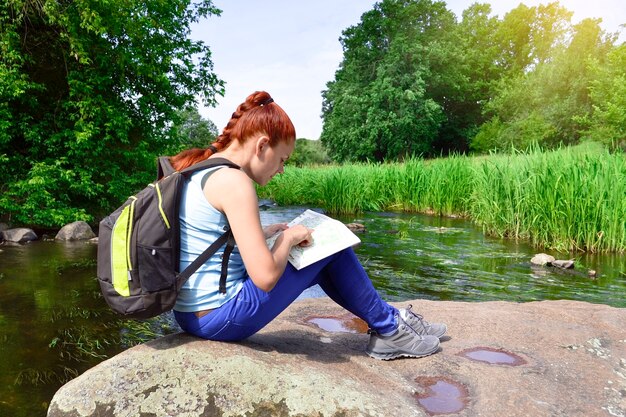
[301,314,369,334]
[458,347,527,366]
[414,376,469,415]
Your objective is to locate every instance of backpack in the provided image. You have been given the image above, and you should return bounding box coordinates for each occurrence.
[97,157,240,319]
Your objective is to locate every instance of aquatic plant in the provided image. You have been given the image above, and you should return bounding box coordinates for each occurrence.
[470,146,626,252]
[45,258,97,275]
[259,145,625,252]
[14,366,78,386]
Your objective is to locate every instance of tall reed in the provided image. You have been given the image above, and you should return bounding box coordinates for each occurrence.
[259,145,626,252]
[470,146,626,252]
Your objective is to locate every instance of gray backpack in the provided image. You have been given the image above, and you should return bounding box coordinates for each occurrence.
[97,157,239,319]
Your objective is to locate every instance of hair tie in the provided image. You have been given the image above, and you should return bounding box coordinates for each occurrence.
[208,144,218,154]
[259,97,274,107]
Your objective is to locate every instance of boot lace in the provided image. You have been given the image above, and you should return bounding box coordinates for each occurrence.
[403,304,430,335]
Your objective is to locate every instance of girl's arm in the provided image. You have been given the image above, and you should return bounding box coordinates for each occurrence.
[204,168,311,292]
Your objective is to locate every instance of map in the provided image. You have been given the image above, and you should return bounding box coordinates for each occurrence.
[265,209,361,269]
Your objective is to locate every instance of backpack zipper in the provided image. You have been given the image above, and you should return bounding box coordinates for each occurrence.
[150,182,170,229]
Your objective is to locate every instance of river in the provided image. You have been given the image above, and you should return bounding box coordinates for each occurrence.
[1,208,624,416]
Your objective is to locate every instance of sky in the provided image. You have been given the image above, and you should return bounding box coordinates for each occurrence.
[192,0,625,140]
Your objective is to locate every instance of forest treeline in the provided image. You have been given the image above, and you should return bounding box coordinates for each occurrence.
[321,0,625,161]
[1,0,624,227]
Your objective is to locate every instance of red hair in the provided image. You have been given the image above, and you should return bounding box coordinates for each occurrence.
[170,91,296,171]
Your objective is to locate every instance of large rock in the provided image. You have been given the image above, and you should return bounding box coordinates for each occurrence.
[55,221,96,241]
[48,299,626,417]
[1,227,38,243]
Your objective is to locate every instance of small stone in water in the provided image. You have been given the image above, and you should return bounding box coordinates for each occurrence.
[552,259,575,269]
[531,253,555,266]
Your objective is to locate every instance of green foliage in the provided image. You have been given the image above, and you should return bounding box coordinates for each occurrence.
[321,0,623,161]
[321,0,454,162]
[472,14,617,153]
[168,106,219,154]
[3,0,625,227]
[469,1,578,148]
[0,0,223,227]
[494,2,573,72]
[470,144,626,252]
[322,0,509,161]
[262,156,472,216]
[259,145,626,252]
[287,139,331,167]
[583,45,626,149]
[1,159,94,226]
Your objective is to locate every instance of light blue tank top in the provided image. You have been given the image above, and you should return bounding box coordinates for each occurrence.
[174,165,246,312]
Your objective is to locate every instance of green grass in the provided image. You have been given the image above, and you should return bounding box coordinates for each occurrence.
[259,144,626,253]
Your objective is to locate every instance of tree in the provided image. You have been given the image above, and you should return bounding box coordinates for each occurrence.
[287,139,331,167]
[493,2,572,73]
[472,15,616,152]
[170,107,219,152]
[321,0,455,162]
[321,0,622,159]
[0,0,223,227]
[584,44,626,149]
[431,2,503,152]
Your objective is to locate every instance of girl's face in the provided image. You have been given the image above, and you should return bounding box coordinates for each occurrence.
[254,137,294,186]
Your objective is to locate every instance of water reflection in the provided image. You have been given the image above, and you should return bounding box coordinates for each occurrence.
[0,208,624,415]
[303,315,369,334]
[0,241,177,416]
[339,211,625,306]
[458,347,526,366]
[260,208,626,306]
[414,376,469,415]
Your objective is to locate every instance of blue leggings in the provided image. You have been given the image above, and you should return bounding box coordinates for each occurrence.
[174,248,398,341]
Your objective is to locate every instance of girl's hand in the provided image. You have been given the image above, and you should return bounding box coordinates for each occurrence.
[263,223,288,238]
[284,224,314,247]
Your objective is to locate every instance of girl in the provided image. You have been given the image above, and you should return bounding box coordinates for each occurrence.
[171,91,446,360]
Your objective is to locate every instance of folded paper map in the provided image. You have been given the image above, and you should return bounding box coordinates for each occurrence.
[266,209,361,270]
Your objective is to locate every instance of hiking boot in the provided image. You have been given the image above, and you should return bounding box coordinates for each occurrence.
[366,315,440,360]
[400,304,447,339]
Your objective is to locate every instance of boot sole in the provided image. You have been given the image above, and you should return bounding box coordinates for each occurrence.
[365,347,439,361]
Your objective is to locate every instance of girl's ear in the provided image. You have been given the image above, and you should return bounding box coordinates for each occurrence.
[255,135,271,156]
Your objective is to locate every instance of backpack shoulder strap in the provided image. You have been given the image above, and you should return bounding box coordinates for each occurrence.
[157,156,240,180]
[180,157,240,178]
[219,231,237,294]
[177,228,232,285]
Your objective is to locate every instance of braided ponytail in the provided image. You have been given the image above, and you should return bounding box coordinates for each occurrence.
[170,91,295,171]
